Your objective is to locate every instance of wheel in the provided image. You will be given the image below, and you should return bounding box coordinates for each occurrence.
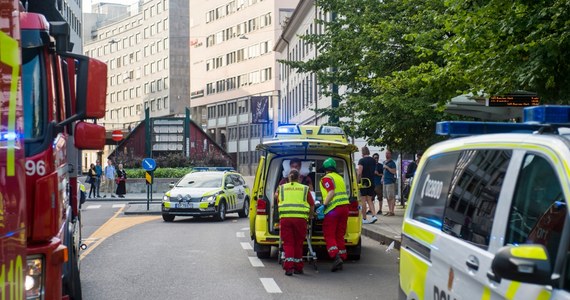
[162,214,175,222]
[238,198,249,218]
[214,201,226,221]
[254,241,271,259]
[347,238,362,261]
[64,247,82,299]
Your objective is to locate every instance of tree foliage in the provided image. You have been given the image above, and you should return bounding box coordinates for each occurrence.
[282,0,570,153]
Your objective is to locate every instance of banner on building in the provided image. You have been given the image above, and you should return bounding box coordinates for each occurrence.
[250,96,269,124]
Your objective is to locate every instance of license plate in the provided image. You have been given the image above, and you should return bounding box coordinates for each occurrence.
[176,202,190,208]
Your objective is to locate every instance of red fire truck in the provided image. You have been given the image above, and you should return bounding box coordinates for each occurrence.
[0,0,107,298]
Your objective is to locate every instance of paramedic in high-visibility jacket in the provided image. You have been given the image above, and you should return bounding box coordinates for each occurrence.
[278,169,315,276]
[319,157,350,272]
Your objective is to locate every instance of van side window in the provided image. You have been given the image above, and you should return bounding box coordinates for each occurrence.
[505,154,565,269]
[411,152,460,229]
[442,150,511,249]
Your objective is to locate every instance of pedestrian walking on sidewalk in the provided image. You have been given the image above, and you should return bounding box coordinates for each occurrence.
[115,163,127,198]
[358,146,377,224]
[278,169,314,276]
[103,159,117,198]
[319,158,350,272]
[95,160,103,197]
[383,150,397,216]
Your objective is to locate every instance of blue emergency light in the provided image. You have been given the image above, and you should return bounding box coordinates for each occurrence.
[437,105,570,137]
[523,105,570,124]
[275,125,301,134]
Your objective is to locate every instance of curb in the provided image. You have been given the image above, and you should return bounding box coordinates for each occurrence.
[361,226,401,250]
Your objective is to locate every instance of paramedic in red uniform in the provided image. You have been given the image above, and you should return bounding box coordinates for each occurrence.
[320,157,350,272]
[278,169,315,276]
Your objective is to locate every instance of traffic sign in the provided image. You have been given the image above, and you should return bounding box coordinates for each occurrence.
[145,171,153,185]
[112,130,123,142]
[142,158,157,171]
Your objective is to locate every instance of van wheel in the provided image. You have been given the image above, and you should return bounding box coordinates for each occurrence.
[162,214,175,222]
[254,241,271,259]
[238,198,249,218]
[214,201,226,222]
[347,238,362,261]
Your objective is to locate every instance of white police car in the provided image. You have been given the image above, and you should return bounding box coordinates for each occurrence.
[400,106,570,299]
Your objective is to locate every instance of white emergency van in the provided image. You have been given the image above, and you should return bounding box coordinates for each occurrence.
[400,105,570,300]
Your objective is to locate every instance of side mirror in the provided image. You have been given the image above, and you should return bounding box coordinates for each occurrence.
[169,183,175,188]
[226,183,235,189]
[491,244,552,285]
[359,178,372,189]
[61,53,107,121]
[74,122,105,149]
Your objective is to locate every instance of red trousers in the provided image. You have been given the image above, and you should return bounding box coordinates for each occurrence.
[323,204,349,260]
[280,217,307,271]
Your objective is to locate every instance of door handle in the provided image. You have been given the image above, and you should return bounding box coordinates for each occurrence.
[487,270,501,283]
[466,256,479,271]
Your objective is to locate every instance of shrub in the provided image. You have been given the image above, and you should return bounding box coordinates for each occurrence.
[125,168,192,178]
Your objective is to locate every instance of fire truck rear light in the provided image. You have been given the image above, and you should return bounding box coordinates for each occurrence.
[256,199,267,215]
[26,255,44,300]
[348,201,359,216]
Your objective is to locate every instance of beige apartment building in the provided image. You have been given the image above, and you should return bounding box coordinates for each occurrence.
[189,0,299,174]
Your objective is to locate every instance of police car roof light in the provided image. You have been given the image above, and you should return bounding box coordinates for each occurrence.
[524,105,570,124]
[318,126,345,135]
[276,125,301,134]
[192,167,235,172]
[436,121,543,137]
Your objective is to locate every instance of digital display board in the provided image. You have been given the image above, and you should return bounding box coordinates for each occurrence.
[487,94,540,107]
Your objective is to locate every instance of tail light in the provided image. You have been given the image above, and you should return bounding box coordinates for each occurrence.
[256,199,267,215]
[348,201,359,217]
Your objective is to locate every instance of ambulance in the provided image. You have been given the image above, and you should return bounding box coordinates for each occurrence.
[400,105,570,299]
[249,125,364,259]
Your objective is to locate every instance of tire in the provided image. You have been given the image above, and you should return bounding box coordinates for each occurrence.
[347,238,362,261]
[162,214,175,222]
[238,198,249,218]
[254,241,271,259]
[64,247,82,299]
[214,201,226,222]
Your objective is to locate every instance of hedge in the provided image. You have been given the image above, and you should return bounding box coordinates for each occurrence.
[125,168,192,179]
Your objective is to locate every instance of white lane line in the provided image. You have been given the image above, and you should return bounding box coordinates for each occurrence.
[248,257,264,267]
[86,205,101,209]
[240,227,249,231]
[236,232,245,238]
[112,204,126,208]
[260,278,282,293]
[240,242,253,250]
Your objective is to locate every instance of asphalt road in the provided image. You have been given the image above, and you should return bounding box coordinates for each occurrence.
[79,201,400,300]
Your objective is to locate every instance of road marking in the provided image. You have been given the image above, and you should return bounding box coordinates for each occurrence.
[80,207,160,260]
[112,204,126,208]
[86,205,101,209]
[240,227,249,231]
[236,232,245,238]
[240,242,252,250]
[260,278,282,293]
[248,257,264,267]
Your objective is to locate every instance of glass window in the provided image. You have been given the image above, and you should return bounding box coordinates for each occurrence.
[22,48,45,139]
[505,154,565,267]
[442,150,511,249]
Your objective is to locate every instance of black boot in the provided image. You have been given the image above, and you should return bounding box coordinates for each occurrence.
[331,254,343,272]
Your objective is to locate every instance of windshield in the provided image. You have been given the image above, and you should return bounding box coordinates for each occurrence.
[176,173,222,188]
[22,47,45,140]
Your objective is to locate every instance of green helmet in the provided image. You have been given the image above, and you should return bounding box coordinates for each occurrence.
[323,158,336,170]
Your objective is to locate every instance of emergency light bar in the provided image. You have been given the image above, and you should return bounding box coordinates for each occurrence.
[192,167,235,172]
[436,105,570,137]
[436,122,543,137]
[523,105,570,124]
[276,125,301,134]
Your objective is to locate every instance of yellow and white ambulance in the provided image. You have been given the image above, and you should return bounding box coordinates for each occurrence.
[249,125,364,259]
[400,105,570,299]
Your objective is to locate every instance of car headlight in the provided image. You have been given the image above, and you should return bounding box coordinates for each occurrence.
[26,255,44,300]
[163,192,171,202]
[201,195,216,204]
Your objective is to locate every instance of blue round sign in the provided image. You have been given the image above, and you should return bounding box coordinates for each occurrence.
[142,158,157,171]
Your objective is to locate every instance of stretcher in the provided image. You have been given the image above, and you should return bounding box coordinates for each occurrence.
[278,217,319,272]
